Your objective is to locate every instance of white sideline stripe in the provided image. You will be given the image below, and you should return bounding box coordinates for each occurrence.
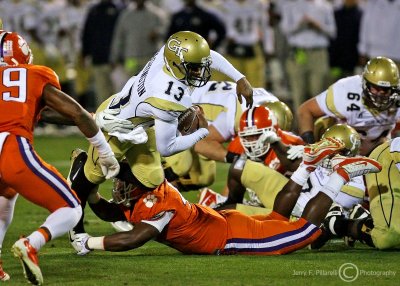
[224,224,316,251]
[20,139,77,205]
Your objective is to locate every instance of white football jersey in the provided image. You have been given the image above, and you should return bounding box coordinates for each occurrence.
[292,166,365,217]
[191,81,278,140]
[316,75,400,141]
[108,47,192,123]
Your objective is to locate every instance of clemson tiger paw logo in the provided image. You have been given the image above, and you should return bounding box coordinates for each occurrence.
[143,194,157,208]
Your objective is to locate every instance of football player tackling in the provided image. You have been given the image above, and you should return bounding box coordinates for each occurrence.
[67,31,254,250]
[72,134,381,256]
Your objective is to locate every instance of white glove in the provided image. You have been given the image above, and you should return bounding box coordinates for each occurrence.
[258,130,281,145]
[109,126,148,144]
[95,108,134,134]
[98,153,120,179]
[72,233,91,256]
[287,145,305,160]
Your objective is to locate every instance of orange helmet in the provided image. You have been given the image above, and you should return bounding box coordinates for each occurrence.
[239,106,278,159]
[0,31,33,66]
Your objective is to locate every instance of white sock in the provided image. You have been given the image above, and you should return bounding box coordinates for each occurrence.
[27,231,46,251]
[290,163,311,186]
[321,172,346,200]
[0,195,18,245]
[28,206,82,250]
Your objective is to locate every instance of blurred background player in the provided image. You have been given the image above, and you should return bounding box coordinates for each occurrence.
[298,56,400,156]
[0,30,119,285]
[67,31,254,252]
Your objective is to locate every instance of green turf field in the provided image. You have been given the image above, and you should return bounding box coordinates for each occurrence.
[2,136,398,285]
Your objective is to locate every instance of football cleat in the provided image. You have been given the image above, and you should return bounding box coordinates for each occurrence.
[0,260,10,281]
[309,204,344,250]
[331,155,382,182]
[303,138,345,171]
[11,238,43,285]
[66,148,88,186]
[344,204,371,247]
[198,188,227,208]
[69,230,91,256]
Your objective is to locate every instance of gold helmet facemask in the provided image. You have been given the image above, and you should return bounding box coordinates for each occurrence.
[262,101,293,131]
[362,56,400,111]
[164,31,212,87]
[321,124,361,156]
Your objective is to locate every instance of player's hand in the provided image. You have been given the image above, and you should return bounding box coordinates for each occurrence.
[74,234,92,256]
[258,130,281,145]
[236,77,253,108]
[109,126,148,144]
[287,145,305,160]
[98,153,120,179]
[95,108,134,134]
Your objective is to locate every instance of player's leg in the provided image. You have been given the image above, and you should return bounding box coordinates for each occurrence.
[273,138,345,218]
[240,160,289,209]
[221,210,320,255]
[0,188,17,281]
[369,193,400,249]
[68,135,127,236]
[1,135,81,285]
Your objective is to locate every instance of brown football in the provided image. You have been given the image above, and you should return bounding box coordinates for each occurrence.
[178,105,202,135]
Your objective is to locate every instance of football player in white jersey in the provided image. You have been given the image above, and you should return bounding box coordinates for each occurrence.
[67,31,254,252]
[163,81,279,191]
[298,56,400,156]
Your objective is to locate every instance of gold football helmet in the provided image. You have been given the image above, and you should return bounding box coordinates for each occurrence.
[362,56,400,110]
[262,101,293,131]
[321,124,361,156]
[164,31,212,87]
[313,116,337,141]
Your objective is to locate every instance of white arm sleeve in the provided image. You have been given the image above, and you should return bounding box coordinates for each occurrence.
[210,50,244,82]
[141,211,174,233]
[155,118,209,157]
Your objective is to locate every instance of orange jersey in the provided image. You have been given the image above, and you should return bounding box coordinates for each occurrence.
[123,180,228,254]
[123,180,320,255]
[227,130,304,172]
[0,64,60,142]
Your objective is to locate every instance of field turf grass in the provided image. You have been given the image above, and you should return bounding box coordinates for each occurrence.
[1,136,398,285]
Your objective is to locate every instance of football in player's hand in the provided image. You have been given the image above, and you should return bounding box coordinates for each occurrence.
[178,105,203,135]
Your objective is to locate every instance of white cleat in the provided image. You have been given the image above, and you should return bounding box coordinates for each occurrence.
[303,138,345,171]
[331,155,382,182]
[11,238,43,285]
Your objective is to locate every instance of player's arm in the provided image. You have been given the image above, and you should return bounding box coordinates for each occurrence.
[43,84,99,137]
[270,141,301,172]
[155,117,209,157]
[42,84,119,179]
[210,50,253,108]
[297,97,326,143]
[80,222,159,253]
[39,107,75,125]
[194,125,228,162]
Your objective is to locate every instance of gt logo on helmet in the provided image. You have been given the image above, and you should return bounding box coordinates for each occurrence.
[167,38,188,58]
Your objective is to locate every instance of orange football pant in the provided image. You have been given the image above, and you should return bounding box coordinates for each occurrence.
[0,135,79,212]
[220,210,321,255]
